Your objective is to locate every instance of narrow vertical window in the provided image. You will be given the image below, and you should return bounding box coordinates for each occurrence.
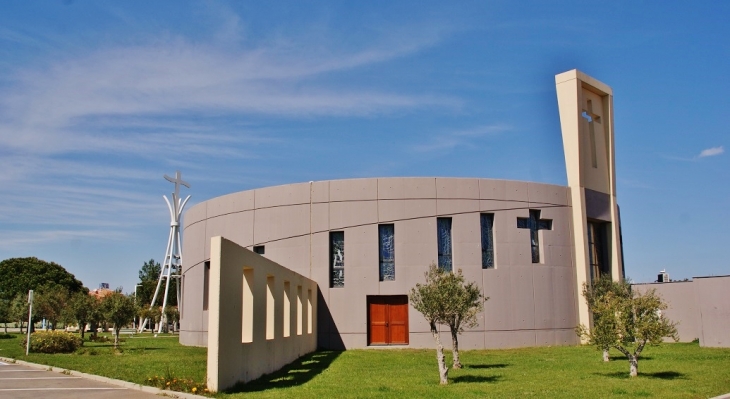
[296,285,303,336]
[330,231,345,288]
[587,221,608,282]
[203,261,210,311]
[480,213,495,269]
[242,268,254,343]
[307,289,313,334]
[283,281,291,337]
[266,276,275,340]
[437,218,453,272]
[379,224,395,281]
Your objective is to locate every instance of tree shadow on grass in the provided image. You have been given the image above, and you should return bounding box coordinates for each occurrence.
[465,363,509,370]
[595,371,686,380]
[225,351,341,394]
[452,375,503,384]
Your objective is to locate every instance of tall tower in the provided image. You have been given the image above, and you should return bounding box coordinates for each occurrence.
[556,70,624,329]
[139,171,191,334]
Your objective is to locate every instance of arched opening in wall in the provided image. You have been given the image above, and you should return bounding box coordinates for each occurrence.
[587,221,610,282]
[203,261,210,311]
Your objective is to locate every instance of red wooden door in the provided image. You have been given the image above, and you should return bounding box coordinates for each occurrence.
[368,296,409,345]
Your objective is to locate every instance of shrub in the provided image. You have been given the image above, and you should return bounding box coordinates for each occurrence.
[20,330,83,353]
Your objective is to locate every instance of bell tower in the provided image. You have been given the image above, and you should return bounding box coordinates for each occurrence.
[556,70,624,329]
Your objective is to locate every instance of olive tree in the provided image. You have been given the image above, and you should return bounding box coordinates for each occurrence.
[101,292,136,348]
[577,283,678,377]
[63,291,93,339]
[410,264,487,384]
[580,277,631,362]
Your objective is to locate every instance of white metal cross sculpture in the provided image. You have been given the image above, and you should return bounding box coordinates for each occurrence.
[139,171,191,335]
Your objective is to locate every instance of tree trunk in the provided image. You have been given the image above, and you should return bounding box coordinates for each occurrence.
[430,322,449,385]
[451,328,462,369]
[629,355,638,377]
[18,320,23,334]
[114,327,119,349]
[80,322,85,340]
[603,349,610,362]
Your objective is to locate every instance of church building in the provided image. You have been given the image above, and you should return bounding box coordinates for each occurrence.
[178,70,624,352]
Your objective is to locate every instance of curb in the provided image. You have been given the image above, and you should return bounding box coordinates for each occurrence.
[0,356,208,398]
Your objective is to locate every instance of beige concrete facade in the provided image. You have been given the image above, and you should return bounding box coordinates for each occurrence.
[180,70,624,352]
[633,276,730,348]
[182,177,580,349]
[207,237,318,391]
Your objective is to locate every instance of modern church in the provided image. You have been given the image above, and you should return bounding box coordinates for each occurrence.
[179,70,624,353]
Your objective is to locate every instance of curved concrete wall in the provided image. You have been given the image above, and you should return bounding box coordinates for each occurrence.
[180,177,579,349]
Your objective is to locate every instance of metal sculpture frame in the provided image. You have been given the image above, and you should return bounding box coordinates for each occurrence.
[139,171,191,335]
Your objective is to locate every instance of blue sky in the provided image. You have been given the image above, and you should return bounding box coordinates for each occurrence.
[0,1,728,294]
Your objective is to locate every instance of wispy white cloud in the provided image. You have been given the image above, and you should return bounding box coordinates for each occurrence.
[411,124,512,153]
[698,146,724,158]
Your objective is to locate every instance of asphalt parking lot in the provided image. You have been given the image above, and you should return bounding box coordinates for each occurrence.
[0,360,162,399]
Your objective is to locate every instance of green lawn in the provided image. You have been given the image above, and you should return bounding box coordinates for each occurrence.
[1,333,729,398]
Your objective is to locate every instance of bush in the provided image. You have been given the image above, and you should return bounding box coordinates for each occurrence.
[20,330,83,353]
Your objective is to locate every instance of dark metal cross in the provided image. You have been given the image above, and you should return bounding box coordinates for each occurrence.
[581,100,601,168]
[517,210,552,263]
[164,170,190,201]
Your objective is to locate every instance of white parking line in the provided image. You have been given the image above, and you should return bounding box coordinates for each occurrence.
[0,377,82,380]
[0,388,127,391]
[0,370,45,372]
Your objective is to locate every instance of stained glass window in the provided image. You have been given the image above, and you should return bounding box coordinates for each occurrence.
[516,210,552,263]
[480,213,494,269]
[379,224,395,281]
[330,231,345,288]
[437,218,453,272]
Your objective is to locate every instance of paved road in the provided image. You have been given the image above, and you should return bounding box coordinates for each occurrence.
[0,361,162,399]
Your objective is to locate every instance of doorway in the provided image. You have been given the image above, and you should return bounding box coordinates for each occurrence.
[367,295,409,345]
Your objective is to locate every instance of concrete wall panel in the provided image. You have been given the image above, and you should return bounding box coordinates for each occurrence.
[254,204,310,244]
[311,181,329,203]
[436,199,479,215]
[329,200,378,230]
[255,182,310,208]
[207,191,255,218]
[378,199,436,222]
[330,179,378,202]
[378,177,436,200]
[694,276,730,347]
[436,178,480,199]
[185,202,207,226]
[205,211,254,249]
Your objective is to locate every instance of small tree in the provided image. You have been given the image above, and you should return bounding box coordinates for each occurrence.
[410,264,486,384]
[34,285,69,330]
[64,291,93,339]
[410,264,451,384]
[101,292,136,348]
[581,277,631,362]
[442,270,487,369]
[578,284,678,377]
[164,306,180,333]
[0,298,10,333]
[9,294,28,334]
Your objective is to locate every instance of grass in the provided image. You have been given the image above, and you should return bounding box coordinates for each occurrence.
[1,332,729,398]
[0,332,205,386]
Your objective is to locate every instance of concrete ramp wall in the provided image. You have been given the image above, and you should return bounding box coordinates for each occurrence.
[207,236,318,392]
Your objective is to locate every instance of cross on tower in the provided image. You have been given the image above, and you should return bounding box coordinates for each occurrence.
[581,99,601,168]
[164,170,190,202]
[517,209,552,263]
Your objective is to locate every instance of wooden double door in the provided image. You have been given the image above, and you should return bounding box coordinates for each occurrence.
[367,295,409,345]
